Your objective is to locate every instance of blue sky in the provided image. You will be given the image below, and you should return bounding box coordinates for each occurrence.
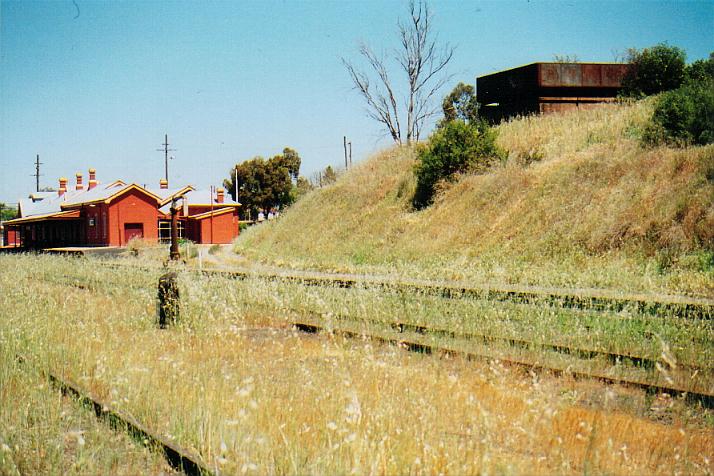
[1,0,712,204]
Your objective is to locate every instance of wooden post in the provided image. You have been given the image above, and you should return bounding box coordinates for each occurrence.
[157,272,179,328]
[170,198,180,260]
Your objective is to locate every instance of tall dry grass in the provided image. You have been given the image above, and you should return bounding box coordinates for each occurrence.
[236,101,714,297]
[1,254,712,475]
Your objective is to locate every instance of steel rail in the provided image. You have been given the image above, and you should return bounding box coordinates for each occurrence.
[48,372,214,476]
[35,272,713,374]
[293,322,714,409]
[94,261,714,319]
[300,308,710,373]
[35,271,713,375]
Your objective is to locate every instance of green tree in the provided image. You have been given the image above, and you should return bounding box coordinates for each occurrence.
[685,52,714,83]
[224,148,301,218]
[621,43,687,97]
[311,165,340,187]
[644,79,714,146]
[321,165,338,186]
[413,120,503,209]
[440,82,479,125]
[0,202,18,221]
[291,175,314,201]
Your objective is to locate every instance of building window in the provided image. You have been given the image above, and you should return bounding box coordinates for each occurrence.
[158,220,184,244]
[88,217,96,227]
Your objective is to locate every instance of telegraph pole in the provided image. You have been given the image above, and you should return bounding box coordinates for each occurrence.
[348,141,352,167]
[156,134,176,183]
[343,136,348,169]
[33,154,43,192]
[234,165,239,202]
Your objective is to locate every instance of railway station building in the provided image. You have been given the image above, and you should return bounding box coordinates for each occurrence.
[3,169,240,249]
[476,62,631,123]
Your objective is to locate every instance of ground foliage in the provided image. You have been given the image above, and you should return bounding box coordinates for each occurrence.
[413,119,504,209]
[644,79,714,146]
[236,100,714,297]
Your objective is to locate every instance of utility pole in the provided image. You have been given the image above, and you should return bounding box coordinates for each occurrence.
[234,165,239,202]
[156,134,176,183]
[32,154,43,192]
[348,141,352,167]
[343,136,348,170]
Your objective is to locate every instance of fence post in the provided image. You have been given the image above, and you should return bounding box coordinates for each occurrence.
[157,272,180,328]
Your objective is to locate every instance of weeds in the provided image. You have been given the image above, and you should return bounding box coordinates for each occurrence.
[1,254,712,474]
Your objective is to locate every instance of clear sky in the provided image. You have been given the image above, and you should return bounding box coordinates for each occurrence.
[1,0,712,204]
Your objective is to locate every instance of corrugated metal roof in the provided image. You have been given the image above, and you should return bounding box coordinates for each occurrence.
[158,189,240,214]
[60,182,126,206]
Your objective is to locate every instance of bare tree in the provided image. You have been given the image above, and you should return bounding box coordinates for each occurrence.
[343,1,453,144]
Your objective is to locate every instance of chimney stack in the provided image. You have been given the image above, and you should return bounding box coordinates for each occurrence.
[216,187,224,204]
[58,177,68,196]
[75,172,84,190]
[88,168,97,190]
[160,179,169,189]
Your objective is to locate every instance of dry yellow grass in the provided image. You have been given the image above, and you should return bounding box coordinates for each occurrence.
[1,254,712,475]
[236,100,714,297]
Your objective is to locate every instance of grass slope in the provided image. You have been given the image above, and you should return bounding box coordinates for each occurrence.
[236,100,714,296]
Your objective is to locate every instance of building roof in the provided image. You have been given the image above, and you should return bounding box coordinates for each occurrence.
[10,173,238,225]
[189,207,238,220]
[158,189,240,215]
[145,185,195,206]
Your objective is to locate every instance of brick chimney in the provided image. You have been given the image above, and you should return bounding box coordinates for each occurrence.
[58,177,68,196]
[88,168,97,190]
[75,172,84,190]
[160,179,168,189]
[216,187,224,204]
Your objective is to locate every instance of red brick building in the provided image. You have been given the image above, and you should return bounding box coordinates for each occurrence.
[3,169,240,248]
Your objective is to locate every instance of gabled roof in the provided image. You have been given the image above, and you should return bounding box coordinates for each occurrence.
[158,189,240,214]
[146,185,195,206]
[188,207,237,220]
[4,209,81,225]
[61,183,162,209]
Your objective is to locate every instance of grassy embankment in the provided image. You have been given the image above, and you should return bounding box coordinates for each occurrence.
[1,254,712,475]
[236,99,714,297]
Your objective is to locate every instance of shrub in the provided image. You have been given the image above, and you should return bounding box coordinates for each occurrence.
[621,43,687,97]
[643,79,714,146]
[413,120,504,209]
[685,52,714,83]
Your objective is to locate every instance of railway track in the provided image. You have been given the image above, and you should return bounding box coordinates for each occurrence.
[292,321,714,409]
[16,355,213,476]
[29,267,714,406]
[37,272,714,375]
[50,374,213,476]
[95,261,714,319]
[286,307,711,373]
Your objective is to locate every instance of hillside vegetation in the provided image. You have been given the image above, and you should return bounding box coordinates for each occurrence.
[235,99,714,297]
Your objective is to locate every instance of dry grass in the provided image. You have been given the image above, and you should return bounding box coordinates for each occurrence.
[0,323,174,475]
[236,101,714,297]
[1,254,712,475]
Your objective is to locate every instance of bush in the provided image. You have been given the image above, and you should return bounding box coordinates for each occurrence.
[413,120,504,209]
[643,80,714,146]
[685,52,714,83]
[621,43,687,97]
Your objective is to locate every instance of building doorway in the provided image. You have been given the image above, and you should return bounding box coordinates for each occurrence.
[124,223,144,243]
